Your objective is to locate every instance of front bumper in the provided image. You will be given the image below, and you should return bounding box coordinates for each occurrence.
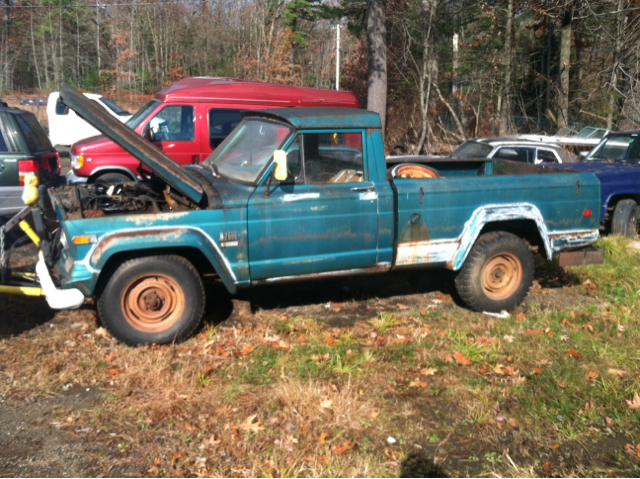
[36,251,85,309]
[65,170,88,185]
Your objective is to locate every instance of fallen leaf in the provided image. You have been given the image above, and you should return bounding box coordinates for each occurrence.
[542,461,554,473]
[420,367,437,376]
[560,335,570,342]
[502,365,520,377]
[605,417,615,427]
[453,352,473,365]
[566,348,581,359]
[332,439,355,455]
[318,432,330,445]
[586,370,599,381]
[105,368,121,376]
[477,364,490,375]
[522,328,545,335]
[532,367,543,374]
[277,340,290,350]
[516,312,526,320]
[503,335,515,343]
[409,378,427,388]
[383,448,401,461]
[618,324,625,332]
[171,451,187,462]
[238,414,264,432]
[297,335,306,343]
[396,303,409,310]
[320,399,333,409]
[583,323,596,334]
[626,391,640,410]
[185,422,199,432]
[239,344,257,356]
[443,352,455,363]
[493,363,505,375]
[561,319,574,328]
[508,418,519,427]
[346,349,354,357]
[95,327,110,339]
[549,444,560,449]
[608,368,625,377]
[324,335,336,345]
[370,410,380,419]
[104,351,116,362]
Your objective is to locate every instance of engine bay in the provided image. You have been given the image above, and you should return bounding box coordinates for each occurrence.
[49,178,200,221]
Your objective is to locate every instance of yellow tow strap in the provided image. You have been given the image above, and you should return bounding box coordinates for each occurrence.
[19,220,40,247]
[0,285,44,296]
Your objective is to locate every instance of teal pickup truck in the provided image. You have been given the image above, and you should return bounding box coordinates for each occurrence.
[35,84,603,345]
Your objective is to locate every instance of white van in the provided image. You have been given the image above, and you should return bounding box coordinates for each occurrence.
[46,92,132,146]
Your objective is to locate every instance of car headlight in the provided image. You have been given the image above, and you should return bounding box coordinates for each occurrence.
[70,154,84,169]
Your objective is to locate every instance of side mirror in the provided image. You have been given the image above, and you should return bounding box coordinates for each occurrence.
[273,150,287,181]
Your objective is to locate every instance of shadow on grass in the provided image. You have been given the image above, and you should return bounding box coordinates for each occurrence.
[401,450,449,478]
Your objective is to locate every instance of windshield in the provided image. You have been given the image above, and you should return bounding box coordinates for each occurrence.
[99,97,130,116]
[451,141,493,159]
[576,127,597,138]
[202,119,294,184]
[557,126,577,137]
[15,113,53,152]
[587,134,640,162]
[126,100,160,129]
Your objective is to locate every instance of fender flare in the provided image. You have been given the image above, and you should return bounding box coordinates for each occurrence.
[448,203,553,270]
[83,226,237,294]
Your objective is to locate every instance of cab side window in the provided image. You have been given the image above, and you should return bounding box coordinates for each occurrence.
[149,105,194,141]
[493,147,534,163]
[209,109,243,149]
[537,149,558,163]
[301,132,364,184]
[55,97,69,115]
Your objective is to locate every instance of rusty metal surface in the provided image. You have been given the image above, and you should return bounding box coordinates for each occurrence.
[558,246,605,267]
[59,83,204,204]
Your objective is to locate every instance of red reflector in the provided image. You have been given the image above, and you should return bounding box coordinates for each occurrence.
[583,210,593,217]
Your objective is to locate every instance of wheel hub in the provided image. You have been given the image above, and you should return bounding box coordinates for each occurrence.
[481,253,522,301]
[121,274,185,333]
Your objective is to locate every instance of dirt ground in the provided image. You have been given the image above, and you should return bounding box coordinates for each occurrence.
[0,241,639,478]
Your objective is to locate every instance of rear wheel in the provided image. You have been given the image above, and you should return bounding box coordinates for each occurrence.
[455,231,534,312]
[97,255,205,345]
[611,199,638,239]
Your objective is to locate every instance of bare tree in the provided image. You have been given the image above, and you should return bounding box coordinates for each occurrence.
[367,0,388,131]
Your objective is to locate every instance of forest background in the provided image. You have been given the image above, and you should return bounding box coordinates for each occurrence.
[0,0,639,153]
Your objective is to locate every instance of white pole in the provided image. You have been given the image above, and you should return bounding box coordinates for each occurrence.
[335,24,340,90]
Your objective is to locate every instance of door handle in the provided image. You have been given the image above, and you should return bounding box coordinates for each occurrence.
[350,185,374,192]
[192,154,200,165]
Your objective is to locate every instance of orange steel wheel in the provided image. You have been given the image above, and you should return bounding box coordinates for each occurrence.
[396,165,440,179]
[480,253,522,301]
[121,274,186,333]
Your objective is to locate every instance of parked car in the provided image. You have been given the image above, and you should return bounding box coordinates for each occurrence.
[0,99,60,218]
[518,126,611,154]
[67,77,360,185]
[553,131,640,238]
[387,138,578,166]
[47,91,131,147]
[34,84,603,345]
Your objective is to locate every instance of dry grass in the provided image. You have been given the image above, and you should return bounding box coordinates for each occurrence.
[1,237,640,477]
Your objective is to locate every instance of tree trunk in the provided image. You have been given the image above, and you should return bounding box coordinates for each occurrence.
[499,0,513,135]
[617,7,640,130]
[557,0,573,131]
[367,0,387,132]
[415,0,438,154]
[607,0,625,129]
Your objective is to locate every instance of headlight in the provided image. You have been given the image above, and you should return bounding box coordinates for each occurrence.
[70,154,84,169]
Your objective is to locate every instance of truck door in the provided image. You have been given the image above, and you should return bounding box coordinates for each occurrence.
[248,131,379,280]
[147,105,197,166]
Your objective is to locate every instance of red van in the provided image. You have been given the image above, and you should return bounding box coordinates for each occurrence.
[68,77,359,183]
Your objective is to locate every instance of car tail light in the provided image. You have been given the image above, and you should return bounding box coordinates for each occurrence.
[18,159,41,186]
[583,210,593,217]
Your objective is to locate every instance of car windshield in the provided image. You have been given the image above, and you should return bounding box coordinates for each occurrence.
[451,141,493,159]
[586,134,640,162]
[126,100,160,129]
[557,126,577,137]
[202,119,294,184]
[99,97,130,116]
[15,113,52,152]
[576,127,597,138]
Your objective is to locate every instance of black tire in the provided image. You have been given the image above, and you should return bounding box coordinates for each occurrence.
[455,231,534,312]
[93,172,134,184]
[97,255,205,345]
[611,199,638,239]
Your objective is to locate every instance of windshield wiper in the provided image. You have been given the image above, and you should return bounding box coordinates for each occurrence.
[209,163,219,177]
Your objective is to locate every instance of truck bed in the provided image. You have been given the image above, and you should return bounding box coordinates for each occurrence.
[389,158,601,269]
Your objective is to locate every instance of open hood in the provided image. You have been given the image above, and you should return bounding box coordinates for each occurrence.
[60,83,203,204]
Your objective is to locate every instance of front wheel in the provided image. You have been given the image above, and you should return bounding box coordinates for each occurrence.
[455,231,534,312]
[97,255,205,345]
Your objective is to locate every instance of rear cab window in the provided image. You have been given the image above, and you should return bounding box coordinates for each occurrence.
[492,147,535,163]
[536,149,559,164]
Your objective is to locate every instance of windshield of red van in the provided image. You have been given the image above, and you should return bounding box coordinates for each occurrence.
[203,119,293,184]
[126,100,160,130]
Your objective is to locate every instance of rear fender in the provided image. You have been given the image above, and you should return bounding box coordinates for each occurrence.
[82,226,237,294]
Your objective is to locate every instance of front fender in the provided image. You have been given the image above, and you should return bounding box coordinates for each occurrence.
[79,226,237,294]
